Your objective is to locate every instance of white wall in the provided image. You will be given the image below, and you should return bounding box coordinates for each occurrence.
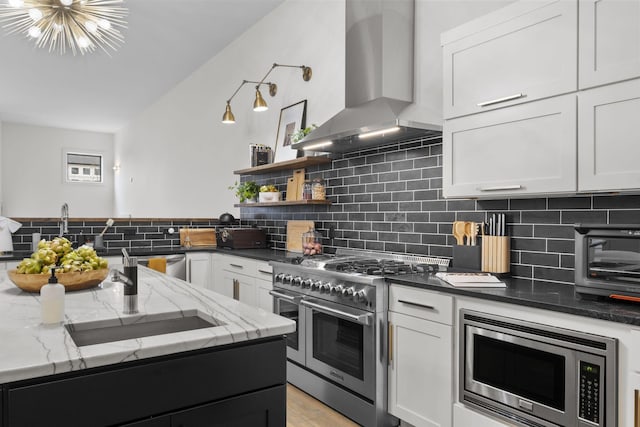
[2,122,115,217]
[114,0,514,218]
[0,120,3,215]
[114,0,345,218]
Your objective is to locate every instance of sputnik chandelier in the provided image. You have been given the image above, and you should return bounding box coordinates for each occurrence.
[0,0,127,55]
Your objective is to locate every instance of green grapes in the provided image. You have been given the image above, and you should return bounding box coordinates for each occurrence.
[16,238,108,274]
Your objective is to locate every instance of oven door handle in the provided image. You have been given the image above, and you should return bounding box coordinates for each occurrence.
[301,300,372,326]
[269,290,303,304]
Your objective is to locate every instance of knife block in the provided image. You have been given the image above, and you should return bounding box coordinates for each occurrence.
[452,245,481,271]
[481,236,510,273]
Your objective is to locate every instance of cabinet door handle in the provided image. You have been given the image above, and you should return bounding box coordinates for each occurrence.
[388,321,393,366]
[477,185,523,192]
[258,269,272,275]
[229,263,244,269]
[635,389,639,427]
[187,259,192,282]
[233,279,239,300]
[398,299,435,311]
[477,93,525,107]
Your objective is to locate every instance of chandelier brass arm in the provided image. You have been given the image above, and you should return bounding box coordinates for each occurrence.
[0,0,128,55]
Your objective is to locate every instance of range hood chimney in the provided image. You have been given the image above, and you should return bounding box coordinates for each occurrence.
[292,0,442,154]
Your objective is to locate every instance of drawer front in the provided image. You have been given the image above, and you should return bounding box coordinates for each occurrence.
[443,94,577,198]
[255,261,273,280]
[219,255,257,276]
[389,284,453,325]
[443,0,577,119]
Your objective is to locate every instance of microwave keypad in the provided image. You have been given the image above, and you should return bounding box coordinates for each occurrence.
[579,361,600,423]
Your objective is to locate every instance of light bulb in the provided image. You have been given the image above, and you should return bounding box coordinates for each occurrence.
[77,36,90,48]
[98,19,111,30]
[60,0,73,6]
[8,0,24,7]
[28,26,41,38]
[53,22,63,32]
[84,20,98,33]
[28,8,43,22]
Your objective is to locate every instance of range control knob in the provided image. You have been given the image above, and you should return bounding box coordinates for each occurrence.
[301,279,312,288]
[320,283,332,293]
[292,276,302,287]
[310,280,322,291]
[331,284,344,296]
[342,287,355,297]
[354,290,367,304]
[282,275,293,285]
[275,273,285,283]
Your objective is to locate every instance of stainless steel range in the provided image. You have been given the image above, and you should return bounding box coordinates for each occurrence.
[269,249,449,427]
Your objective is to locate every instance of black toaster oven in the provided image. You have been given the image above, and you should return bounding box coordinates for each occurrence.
[575,223,640,301]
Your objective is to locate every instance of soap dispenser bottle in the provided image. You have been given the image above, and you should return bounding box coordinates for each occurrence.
[41,267,65,325]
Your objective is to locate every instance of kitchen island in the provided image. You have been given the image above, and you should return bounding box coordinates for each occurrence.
[0,266,295,427]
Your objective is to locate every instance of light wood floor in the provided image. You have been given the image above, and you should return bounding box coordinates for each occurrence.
[287,383,361,427]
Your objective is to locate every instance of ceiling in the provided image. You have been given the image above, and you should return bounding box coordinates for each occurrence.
[0,0,284,133]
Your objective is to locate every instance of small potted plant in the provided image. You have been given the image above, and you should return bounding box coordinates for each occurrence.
[290,124,318,143]
[229,181,260,203]
[259,184,281,203]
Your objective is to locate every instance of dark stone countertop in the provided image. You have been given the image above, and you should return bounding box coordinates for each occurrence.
[390,273,640,327]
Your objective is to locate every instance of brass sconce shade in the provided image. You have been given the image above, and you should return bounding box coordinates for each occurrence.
[222,102,235,124]
[253,89,268,112]
[221,63,312,124]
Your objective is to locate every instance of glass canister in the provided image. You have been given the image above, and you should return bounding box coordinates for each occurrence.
[312,178,326,200]
[302,181,312,200]
[302,228,322,256]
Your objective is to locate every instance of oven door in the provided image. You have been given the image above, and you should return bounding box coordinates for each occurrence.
[302,298,375,400]
[464,325,576,426]
[270,289,305,365]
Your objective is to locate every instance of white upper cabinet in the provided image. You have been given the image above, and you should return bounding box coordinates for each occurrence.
[579,0,640,89]
[578,78,640,192]
[443,94,577,198]
[442,0,577,119]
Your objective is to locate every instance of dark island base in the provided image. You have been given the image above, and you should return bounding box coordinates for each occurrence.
[1,336,287,427]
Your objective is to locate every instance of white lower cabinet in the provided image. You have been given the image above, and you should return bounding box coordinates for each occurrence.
[578,78,640,192]
[388,284,453,427]
[213,254,273,311]
[443,94,577,198]
[186,252,213,289]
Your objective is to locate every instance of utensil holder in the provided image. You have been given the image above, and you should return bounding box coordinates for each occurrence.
[452,245,481,271]
[481,236,510,273]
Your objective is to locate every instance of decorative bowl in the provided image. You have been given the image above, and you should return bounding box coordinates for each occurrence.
[7,269,110,293]
[259,191,281,203]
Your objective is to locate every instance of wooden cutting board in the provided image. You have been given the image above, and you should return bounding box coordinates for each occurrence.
[286,220,315,252]
[180,228,217,247]
[286,168,306,201]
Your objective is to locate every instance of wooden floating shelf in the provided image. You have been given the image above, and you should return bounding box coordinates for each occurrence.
[234,200,332,208]
[233,156,332,175]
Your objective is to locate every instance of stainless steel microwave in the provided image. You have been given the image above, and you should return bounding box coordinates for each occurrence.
[575,224,640,301]
[460,310,617,427]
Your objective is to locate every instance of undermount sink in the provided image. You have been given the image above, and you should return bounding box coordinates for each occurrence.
[65,310,225,347]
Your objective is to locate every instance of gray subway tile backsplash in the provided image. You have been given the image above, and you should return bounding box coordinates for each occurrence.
[12,138,638,286]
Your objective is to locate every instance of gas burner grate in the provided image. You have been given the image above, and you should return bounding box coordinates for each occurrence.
[325,259,418,276]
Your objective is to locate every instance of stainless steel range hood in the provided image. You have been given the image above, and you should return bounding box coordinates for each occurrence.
[291,0,442,154]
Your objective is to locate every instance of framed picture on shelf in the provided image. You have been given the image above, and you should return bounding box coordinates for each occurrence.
[274,100,306,163]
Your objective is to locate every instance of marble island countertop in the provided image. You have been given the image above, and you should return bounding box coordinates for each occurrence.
[0,267,295,384]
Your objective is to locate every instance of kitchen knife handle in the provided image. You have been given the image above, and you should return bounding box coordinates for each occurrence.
[477,185,523,192]
[477,93,525,107]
